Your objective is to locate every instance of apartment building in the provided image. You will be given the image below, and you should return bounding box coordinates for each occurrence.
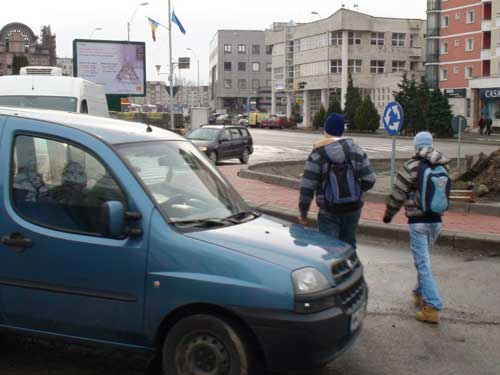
[265,9,426,127]
[175,85,209,109]
[209,30,273,113]
[426,0,500,129]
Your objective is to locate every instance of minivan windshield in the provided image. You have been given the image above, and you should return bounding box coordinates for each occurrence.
[187,128,220,141]
[117,141,251,227]
[0,95,78,112]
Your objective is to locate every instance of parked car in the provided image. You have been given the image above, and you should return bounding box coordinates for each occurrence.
[233,114,249,126]
[0,107,367,375]
[187,125,253,164]
[260,115,297,129]
[215,114,232,125]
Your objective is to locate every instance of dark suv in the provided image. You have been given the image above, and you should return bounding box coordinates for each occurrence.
[187,125,253,164]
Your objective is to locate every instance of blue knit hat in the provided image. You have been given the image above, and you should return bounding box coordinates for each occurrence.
[413,131,433,150]
[324,113,345,137]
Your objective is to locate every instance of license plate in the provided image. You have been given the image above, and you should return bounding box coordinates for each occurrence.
[350,300,367,332]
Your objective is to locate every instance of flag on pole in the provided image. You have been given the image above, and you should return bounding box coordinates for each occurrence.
[171,10,186,34]
[148,17,160,41]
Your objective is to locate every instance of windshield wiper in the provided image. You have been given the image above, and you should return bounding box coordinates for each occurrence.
[224,211,260,223]
[172,218,233,229]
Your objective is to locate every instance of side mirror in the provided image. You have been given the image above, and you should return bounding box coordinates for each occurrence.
[103,201,125,238]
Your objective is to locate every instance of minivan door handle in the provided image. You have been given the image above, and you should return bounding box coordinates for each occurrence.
[1,233,33,251]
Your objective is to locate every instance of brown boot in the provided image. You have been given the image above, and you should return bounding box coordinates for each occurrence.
[416,305,440,324]
[413,293,423,308]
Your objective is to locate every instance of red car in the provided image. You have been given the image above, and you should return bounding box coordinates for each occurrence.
[260,115,297,129]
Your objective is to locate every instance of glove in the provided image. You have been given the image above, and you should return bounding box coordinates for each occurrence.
[383,214,392,224]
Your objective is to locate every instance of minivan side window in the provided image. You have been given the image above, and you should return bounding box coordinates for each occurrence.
[11,135,126,237]
[81,100,88,114]
[229,128,242,139]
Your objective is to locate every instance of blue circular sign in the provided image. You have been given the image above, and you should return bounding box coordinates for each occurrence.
[383,101,404,136]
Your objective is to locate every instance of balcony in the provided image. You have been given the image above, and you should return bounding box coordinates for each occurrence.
[427,0,440,11]
[482,20,492,31]
[426,53,440,63]
[482,49,492,59]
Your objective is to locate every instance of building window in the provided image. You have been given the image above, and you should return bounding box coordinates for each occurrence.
[410,33,420,48]
[442,15,449,27]
[224,79,232,89]
[238,44,246,54]
[294,39,301,52]
[455,12,461,21]
[330,59,342,74]
[441,42,449,54]
[331,31,343,46]
[440,68,448,81]
[465,38,474,51]
[370,60,385,74]
[466,10,475,24]
[252,79,260,89]
[238,79,247,89]
[273,67,284,80]
[410,61,419,71]
[252,44,260,54]
[348,59,362,73]
[266,80,272,87]
[224,62,232,71]
[252,62,260,72]
[392,61,406,72]
[266,45,273,55]
[453,66,460,74]
[224,44,232,54]
[465,66,473,79]
[348,31,361,45]
[370,32,385,46]
[238,62,246,71]
[454,39,460,47]
[266,62,272,72]
[392,33,406,47]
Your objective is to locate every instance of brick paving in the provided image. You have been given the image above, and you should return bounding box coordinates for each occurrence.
[220,164,500,236]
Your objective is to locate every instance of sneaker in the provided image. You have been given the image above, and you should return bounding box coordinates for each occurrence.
[413,293,423,308]
[416,305,440,324]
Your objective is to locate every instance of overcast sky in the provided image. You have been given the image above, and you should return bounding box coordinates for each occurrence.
[1,0,426,85]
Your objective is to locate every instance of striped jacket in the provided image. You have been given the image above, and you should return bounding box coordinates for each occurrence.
[299,137,376,217]
[385,147,450,222]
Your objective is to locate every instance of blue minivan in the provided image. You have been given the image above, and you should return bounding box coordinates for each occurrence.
[0,108,367,374]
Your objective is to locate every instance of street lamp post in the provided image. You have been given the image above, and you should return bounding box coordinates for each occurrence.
[128,2,149,41]
[89,27,103,39]
[311,11,322,20]
[186,48,201,107]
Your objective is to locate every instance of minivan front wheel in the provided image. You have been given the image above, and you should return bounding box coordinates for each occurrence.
[162,314,256,375]
[208,151,218,165]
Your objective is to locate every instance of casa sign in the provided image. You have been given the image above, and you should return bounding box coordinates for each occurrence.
[480,88,500,100]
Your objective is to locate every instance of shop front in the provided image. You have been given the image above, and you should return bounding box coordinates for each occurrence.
[469,77,500,131]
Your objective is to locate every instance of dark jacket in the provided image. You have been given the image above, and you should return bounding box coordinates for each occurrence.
[299,137,376,217]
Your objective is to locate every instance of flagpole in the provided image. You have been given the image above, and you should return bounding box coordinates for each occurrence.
[168,0,175,130]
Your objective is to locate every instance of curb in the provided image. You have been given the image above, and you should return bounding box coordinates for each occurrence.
[239,166,500,217]
[251,203,500,254]
[283,128,500,146]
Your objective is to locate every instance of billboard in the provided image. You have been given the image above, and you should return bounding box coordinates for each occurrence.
[73,39,146,96]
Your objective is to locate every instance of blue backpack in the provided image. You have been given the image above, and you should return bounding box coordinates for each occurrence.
[323,140,362,212]
[417,160,451,215]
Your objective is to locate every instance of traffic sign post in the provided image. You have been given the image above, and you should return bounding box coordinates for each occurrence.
[383,101,404,191]
[452,115,467,171]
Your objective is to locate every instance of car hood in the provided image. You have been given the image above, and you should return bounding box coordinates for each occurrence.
[184,215,352,281]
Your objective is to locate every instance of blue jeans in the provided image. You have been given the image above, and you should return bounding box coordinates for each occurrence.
[409,223,443,310]
[318,209,362,249]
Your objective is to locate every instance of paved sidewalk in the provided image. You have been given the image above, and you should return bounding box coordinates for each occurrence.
[220,164,500,236]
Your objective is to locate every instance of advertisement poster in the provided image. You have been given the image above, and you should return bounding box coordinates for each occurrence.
[73,40,146,96]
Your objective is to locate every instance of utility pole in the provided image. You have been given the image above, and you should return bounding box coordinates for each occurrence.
[168,0,175,129]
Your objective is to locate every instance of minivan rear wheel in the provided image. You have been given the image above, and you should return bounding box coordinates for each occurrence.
[162,314,257,375]
[240,149,250,164]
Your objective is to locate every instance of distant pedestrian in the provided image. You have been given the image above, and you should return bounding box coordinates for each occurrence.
[486,117,493,136]
[383,131,451,324]
[298,113,376,249]
[478,117,485,135]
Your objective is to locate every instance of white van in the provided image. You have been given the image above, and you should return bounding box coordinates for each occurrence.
[0,73,109,118]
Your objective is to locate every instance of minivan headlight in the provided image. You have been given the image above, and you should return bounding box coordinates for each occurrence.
[198,146,208,152]
[292,267,330,295]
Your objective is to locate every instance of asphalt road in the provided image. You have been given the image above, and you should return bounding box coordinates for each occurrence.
[247,129,500,164]
[1,240,499,375]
